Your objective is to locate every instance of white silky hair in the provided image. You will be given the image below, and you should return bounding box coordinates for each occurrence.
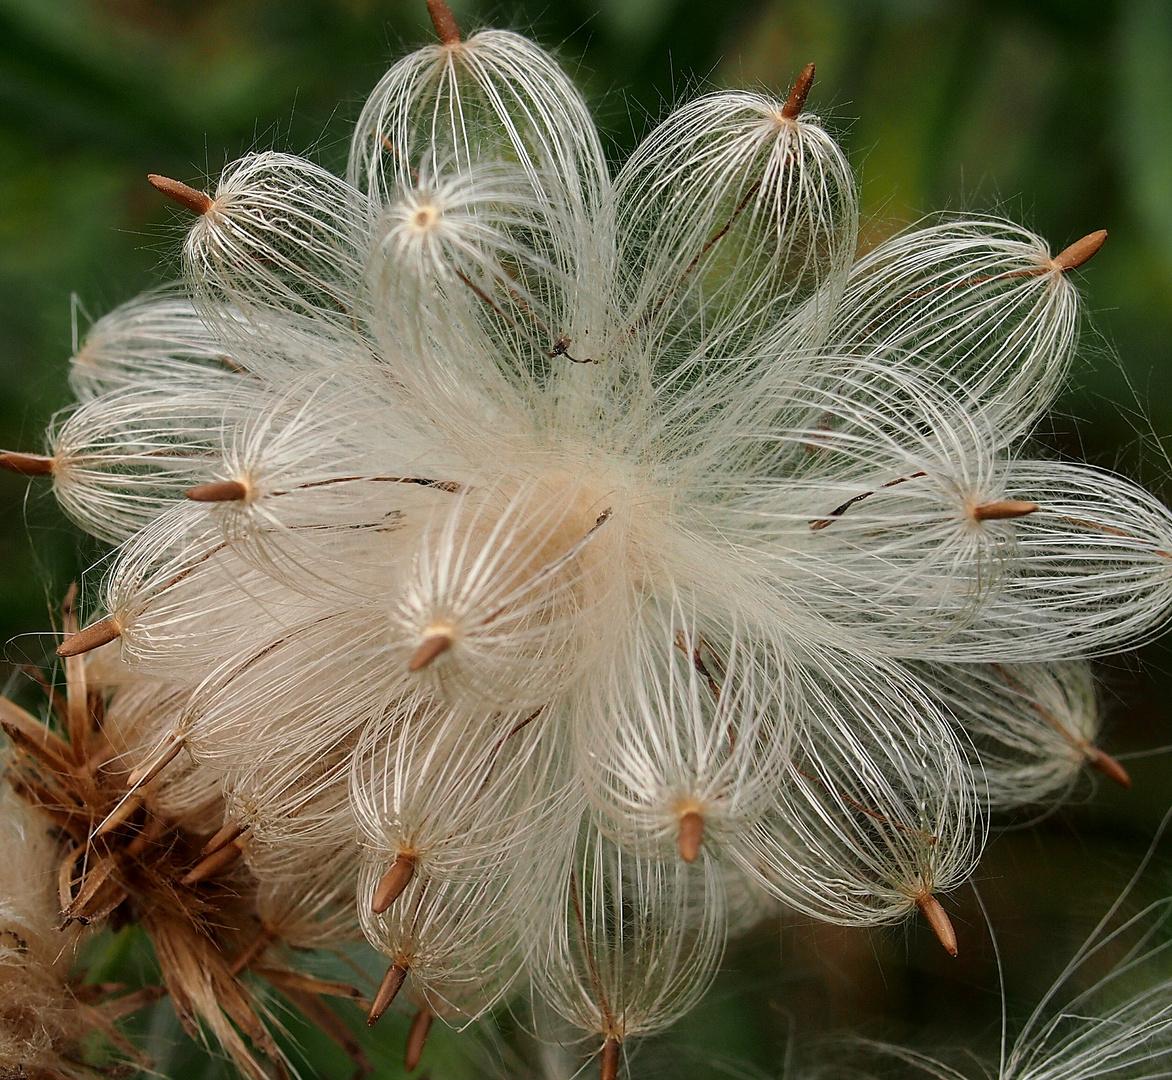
[186,152,376,339]
[348,30,610,230]
[68,286,243,402]
[389,472,637,711]
[246,841,362,949]
[529,814,728,1045]
[85,645,225,831]
[357,853,531,1026]
[350,687,577,882]
[16,12,1172,1076]
[732,649,985,926]
[0,783,72,962]
[614,90,857,377]
[576,590,790,861]
[916,660,1104,809]
[828,217,1082,447]
[49,383,256,544]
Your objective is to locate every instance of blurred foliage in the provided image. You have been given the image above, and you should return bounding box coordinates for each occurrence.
[0,0,1170,1077]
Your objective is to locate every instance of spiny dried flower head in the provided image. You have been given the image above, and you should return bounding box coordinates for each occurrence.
[2,2,1172,1076]
[1,594,372,1079]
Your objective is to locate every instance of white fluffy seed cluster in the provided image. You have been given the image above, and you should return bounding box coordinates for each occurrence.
[15,4,1172,1073]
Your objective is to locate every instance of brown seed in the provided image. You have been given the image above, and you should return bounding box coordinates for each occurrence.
[0,695,76,775]
[147,174,213,215]
[1052,229,1107,272]
[405,1007,433,1072]
[61,584,90,763]
[971,500,1039,522]
[781,62,816,119]
[57,618,121,657]
[914,892,958,957]
[373,853,417,914]
[252,967,363,1000]
[367,961,409,1026]
[229,929,276,976]
[0,451,54,476]
[91,792,144,840]
[124,815,166,859]
[201,819,245,857]
[185,479,249,502]
[58,845,82,914]
[181,838,245,886]
[63,855,118,919]
[1086,746,1132,789]
[677,811,704,863]
[408,632,452,672]
[600,1035,621,1080]
[126,738,184,788]
[426,0,461,44]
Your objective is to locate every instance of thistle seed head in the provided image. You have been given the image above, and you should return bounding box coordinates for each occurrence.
[4,7,1170,1076]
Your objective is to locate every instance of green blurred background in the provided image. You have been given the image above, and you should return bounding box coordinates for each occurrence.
[1,1,1171,1077]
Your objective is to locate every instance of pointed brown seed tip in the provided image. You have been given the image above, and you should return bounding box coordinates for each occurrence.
[426,0,461,44]
[147,174,213,215]
[1052,229,1107,272]
[91,793,144,840]
[408,632,452,672]
[405,1008,433,1072]
[0,451,54,477]
[57,618,121,658]
[181,838,244,886]
[971,499,1039,522]
[201,819,244,857]
[1087,746,1132,789]
[126,738,185,789]
[185,479,248,502]
[600,1036,621,1080]
[372,853,417,914]
[781,62,816,119]
[915,893,958,957]
[677,811,704,863]
[367,961,409,1026]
